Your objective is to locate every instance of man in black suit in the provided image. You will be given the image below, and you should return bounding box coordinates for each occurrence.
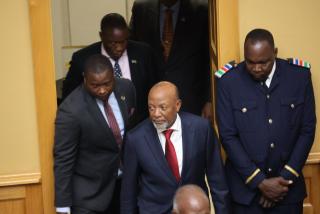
[130,0,212,118]
[54,55,136,214]
[62,13,155,125]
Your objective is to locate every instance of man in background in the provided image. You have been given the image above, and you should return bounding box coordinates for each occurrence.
[62,13,156,125]
[130,0,212,118]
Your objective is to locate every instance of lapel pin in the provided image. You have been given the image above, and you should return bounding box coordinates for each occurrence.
[131,59,137,64]
[121,96,126,101]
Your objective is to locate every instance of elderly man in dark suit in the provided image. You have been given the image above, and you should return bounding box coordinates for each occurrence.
[54,54,136,214]
[130,0,212,118]
[120,81,230,214]
[62,13,156,126]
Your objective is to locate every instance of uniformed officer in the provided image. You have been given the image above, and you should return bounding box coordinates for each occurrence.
[215,28,316,213]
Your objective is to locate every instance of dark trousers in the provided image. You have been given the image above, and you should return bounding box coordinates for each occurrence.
[71,179,121,214]
[232,200,303,214]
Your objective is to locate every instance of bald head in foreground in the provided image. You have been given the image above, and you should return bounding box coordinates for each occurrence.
[172,185,210,214]
[121,81,230,214]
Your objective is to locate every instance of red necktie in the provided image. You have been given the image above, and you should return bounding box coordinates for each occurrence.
[162,9,174,62]
[104,102,122,148]
[163,129,180,182]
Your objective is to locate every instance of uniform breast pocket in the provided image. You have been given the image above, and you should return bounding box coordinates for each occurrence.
[280,97,304,127]
[232,101,258,132]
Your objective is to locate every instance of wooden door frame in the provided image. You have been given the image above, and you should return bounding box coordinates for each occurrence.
[29,0,56,213]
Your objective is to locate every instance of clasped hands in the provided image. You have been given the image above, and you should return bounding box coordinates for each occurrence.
[258,177,293,208]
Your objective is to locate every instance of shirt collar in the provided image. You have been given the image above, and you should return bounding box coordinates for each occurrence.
[95,92,115,104]
[100,43,127,62]
[160,0,180,12]
[267,61,276,82]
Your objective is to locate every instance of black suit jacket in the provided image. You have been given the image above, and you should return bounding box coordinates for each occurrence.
[130,0,211,115]
[62,40,156,125]
[121,112,230,214]
[54,78,136,211]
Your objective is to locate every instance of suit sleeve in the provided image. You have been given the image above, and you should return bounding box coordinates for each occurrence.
[205,121,231,214]
[53,102,80,207]
[280,71,316,181]
[200,6,211,103]
[216,79,266,189]
[62,53,83,100]
[121,133,140,214]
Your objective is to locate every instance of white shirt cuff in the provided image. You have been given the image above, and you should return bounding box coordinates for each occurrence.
[56,207,71,214]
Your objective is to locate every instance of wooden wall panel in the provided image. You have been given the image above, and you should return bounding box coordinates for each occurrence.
[0,183,43,214]
[0,199,25,214]
[303,153,320,214]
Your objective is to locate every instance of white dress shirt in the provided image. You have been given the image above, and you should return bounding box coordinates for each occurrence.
[56,93,124,214]
[101,44,131,80]
[155,114,183,175]
[96,92,124,137]
[265,61,276,88]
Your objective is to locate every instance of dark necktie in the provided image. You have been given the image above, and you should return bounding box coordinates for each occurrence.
[162,9,174,62]
[114,61,122,78]
[163,129,180,182]
[104,102,122,147]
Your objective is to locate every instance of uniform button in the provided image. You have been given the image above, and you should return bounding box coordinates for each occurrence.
[260,82,264,86]
[242,108,247,113]
[268,168,272,172]
[268,118,273,124]
[267,94,270,99]
[270,143,275,148]
[291,104,295,109]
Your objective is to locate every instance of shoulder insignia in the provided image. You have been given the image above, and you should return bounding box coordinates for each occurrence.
[287,58,311,69]
[215,61,236,78]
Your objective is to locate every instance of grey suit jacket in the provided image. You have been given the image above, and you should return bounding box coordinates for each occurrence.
[54,78,136,212]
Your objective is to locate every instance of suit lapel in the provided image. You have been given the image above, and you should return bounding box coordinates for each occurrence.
[147,1,162,56]
[180,114,194,181]
[113,83,129,127]
[126,42,139,87]
[83,86,119,150]
[269,60,281,93]
[166,0,191,65]
[144,121,177,183]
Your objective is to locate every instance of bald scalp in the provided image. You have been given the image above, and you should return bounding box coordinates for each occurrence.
[173,185,210,214]
[148,81,180,100]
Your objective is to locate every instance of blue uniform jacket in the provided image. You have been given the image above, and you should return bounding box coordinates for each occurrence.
[216,58,316,205]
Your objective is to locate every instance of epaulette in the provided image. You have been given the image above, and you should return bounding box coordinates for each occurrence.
[287,58,311,69]
[215,61,236,78]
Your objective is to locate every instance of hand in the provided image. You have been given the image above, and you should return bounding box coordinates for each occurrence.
[201,102,212,120]
[259,195,275,208]
[258,177,292,201]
